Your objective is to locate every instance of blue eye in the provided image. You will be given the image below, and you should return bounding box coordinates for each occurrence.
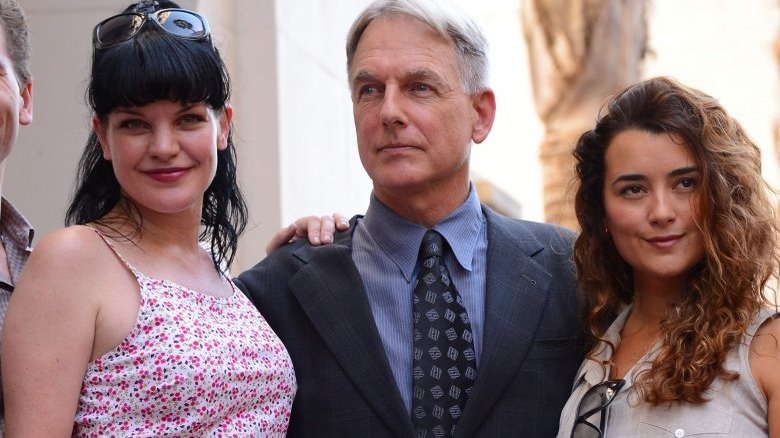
[359,85,378,96]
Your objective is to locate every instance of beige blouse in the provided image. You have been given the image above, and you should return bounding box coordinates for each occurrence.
[557,305,774,437]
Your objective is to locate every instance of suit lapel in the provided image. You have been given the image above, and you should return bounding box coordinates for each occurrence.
[288,225,415,437]
[456,209,553,437]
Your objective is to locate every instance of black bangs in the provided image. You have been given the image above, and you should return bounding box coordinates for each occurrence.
[88,30,229,116]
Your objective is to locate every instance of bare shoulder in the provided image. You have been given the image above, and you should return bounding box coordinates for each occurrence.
[16,225,119,296]
[2,229,125,436]
[32,225,105,257]
[751,314,780,355]
[748,312,780,401]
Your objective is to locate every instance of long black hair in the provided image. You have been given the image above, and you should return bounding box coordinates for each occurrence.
[66,0,247,271]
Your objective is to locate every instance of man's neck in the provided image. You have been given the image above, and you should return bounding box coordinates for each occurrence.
[373,183,470,228]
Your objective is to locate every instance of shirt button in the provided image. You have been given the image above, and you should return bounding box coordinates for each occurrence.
[674,429,685,437]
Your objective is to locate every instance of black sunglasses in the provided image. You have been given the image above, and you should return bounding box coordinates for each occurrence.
[570,379,626,438]
[93,5,210,49]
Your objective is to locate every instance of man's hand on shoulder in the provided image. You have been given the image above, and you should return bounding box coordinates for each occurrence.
[265,213,350,255]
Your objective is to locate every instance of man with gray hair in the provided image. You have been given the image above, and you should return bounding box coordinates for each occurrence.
[238,0,585,436]
[0,1,33,435]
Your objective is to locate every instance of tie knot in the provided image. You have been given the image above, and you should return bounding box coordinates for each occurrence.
[420,230,444,258]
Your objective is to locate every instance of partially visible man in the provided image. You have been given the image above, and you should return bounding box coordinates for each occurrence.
[0,0,33,435]
[237,0,585,436]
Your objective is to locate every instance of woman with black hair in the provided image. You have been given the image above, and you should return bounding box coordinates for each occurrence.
[1,2,296,436]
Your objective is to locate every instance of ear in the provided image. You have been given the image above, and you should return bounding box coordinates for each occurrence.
[92,115,112,160]
[470,88,496,144]
[216,105,233,151]
[18,80,32,126]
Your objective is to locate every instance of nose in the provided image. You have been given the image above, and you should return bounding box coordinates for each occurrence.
[148,127,180,159]
[379,87,407,128]
[648,192,676,225]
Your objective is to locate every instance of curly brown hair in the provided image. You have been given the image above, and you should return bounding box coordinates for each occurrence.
[572,76,779,404]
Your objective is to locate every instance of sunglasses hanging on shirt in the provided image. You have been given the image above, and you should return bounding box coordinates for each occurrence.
[571,379,626,438]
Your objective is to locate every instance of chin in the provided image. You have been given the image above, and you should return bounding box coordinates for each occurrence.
[372,172,426,191]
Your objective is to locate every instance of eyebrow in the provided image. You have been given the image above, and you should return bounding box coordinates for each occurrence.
[113,103,200,116]
[611,166,700,185]
[351,70,375,84]
[406,68,438,81]
[351,68,442,85]
[669,166,699,176]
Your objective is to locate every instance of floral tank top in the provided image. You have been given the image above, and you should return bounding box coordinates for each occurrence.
[72,231,297,437]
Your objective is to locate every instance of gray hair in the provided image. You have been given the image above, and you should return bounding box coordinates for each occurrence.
[0,0,31,85]
[346,0,489,95]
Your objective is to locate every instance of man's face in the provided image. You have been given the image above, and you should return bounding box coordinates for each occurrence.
[348,14,494,202]
[0,25,32,165]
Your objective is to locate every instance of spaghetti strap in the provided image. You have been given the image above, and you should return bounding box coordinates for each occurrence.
[84,226,144,280]
[72,231,296,436]
[83,225,236,299]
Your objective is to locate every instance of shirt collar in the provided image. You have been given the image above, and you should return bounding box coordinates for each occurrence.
[0,197,34,288]
[361,183,484,282]
[1,197,34,252]
[578,305,633,386]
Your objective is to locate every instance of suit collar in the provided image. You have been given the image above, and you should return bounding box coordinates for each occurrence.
[360,186,485,282]
[457,207,555,436]
[289,225,415,437]
[289,208,559,438]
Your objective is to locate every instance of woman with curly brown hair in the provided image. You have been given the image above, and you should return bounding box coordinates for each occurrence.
[557,76,780,437]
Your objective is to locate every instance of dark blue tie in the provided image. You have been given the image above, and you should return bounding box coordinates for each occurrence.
[412,230,477,438]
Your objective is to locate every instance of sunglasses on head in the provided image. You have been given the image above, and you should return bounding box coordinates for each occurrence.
[571,379,625,438]
[93,1,210,49]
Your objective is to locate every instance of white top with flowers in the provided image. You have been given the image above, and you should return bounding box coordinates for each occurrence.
[73,231,296,437]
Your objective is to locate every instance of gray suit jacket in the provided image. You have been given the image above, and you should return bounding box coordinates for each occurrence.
[235,206,586,437]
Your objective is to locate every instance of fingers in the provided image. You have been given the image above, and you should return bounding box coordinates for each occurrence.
[299,215,333,245]
[311,213,351,244]
[333,212,350,231]
[265,223,298,255]
[265,213,352,255]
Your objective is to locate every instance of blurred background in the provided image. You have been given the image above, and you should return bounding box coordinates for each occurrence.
[14,0,779,272]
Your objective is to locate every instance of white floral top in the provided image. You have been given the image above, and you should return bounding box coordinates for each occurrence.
[73,232,296,437]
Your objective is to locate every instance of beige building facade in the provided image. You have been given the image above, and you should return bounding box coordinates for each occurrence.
[11,0,779,272]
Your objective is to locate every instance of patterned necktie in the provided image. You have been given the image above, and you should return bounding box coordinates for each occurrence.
[412,230,477,438]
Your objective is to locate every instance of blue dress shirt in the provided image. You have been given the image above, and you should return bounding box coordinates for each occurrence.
[351,184,488,414]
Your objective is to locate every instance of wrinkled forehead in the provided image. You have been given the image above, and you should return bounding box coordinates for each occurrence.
[349,14,457,77]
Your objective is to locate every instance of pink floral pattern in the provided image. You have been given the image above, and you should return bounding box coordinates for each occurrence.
[73,245,296,437]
